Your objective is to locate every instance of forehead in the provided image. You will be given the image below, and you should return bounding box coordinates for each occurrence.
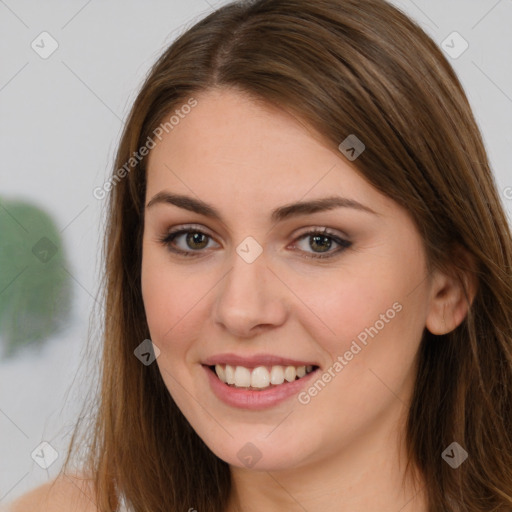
[144,88,390,215]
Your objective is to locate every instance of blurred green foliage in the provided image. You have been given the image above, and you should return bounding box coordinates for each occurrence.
[0,197,73,358]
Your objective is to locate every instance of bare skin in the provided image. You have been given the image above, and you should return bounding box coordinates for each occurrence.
[7,88,473,512]
[140,87,473,512]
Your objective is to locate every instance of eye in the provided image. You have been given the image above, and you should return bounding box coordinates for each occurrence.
[291,227,352,259]
[158,225,219,257]
[157,225,352,260]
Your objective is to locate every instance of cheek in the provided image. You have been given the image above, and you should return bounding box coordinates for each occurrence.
[313,281,428,410]
[141,250,190,347]
[141,256,203,404]
[291,252,428,374]
[141,258,172,340]
[292,268,403,354]
[141,250,215,359]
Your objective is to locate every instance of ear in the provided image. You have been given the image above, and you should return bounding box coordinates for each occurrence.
[425,246,478,335]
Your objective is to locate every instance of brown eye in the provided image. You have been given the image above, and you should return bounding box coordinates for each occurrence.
[293,229,352,259]
[158,227,219,257]
[309,234,333,253]
[184,232,209,250]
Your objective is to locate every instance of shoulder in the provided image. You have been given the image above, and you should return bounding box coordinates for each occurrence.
[4,474,99,512]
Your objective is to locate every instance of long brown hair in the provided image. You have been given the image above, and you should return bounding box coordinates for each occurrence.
[61,0,512,510]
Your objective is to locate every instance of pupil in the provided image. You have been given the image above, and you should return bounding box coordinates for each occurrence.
[311,235,331,252]
[187,232,207,249]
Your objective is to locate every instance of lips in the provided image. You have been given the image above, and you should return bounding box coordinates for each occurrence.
[201,353,320,410]
[202,353,319,368]
[202,353,319,390]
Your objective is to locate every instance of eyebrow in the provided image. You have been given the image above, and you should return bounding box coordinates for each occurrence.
[145,191,377,222]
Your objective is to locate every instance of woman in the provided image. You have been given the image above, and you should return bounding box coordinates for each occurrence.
[9,0,512,510]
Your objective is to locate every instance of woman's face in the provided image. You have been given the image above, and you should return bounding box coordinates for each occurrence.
[141,87,436,471]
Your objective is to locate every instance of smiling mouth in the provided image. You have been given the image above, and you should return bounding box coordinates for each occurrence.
[207,364,319,391]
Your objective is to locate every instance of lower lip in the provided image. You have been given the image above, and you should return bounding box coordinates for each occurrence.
[203,365,319,410]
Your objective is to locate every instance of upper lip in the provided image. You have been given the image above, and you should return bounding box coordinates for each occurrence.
[202,353,318,368]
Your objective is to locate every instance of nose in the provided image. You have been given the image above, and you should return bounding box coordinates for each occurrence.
[213,248,288,338]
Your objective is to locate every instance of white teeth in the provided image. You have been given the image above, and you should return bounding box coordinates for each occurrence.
[213,363,316,390]
[234,366,251,387]
[215,364,225,382]
[284,366,296,382]
[251,366,270,388]
[225,364,235,385]
[270,365,285,385]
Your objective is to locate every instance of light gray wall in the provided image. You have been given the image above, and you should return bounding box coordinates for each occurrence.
[0,0,511,503]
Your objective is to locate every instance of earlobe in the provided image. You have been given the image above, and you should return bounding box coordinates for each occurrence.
[425,250,478,335]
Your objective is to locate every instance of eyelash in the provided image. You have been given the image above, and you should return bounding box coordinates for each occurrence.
[157,225,352,260]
